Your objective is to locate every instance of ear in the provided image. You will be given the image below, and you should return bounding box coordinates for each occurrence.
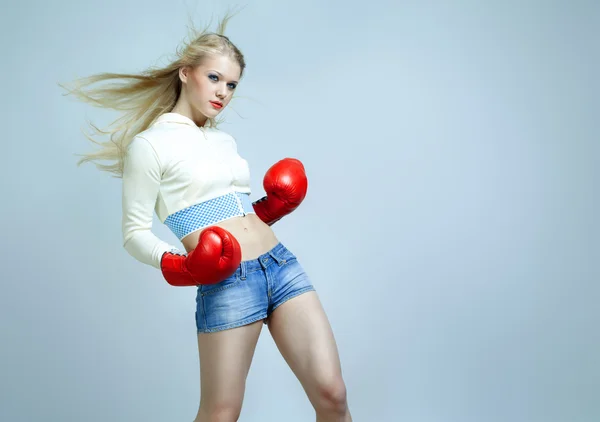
[178,66,190,84]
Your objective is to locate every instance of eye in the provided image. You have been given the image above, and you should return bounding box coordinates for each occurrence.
[227,83,237,90]
[208,74,218,81]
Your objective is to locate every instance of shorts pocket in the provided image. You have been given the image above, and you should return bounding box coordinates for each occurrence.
[199,274,241,296]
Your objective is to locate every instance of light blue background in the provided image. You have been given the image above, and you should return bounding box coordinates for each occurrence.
[1,0,598,421]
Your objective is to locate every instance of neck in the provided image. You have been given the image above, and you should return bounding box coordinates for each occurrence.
[171,94,208,127]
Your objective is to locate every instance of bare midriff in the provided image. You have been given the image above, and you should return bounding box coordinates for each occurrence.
[181,213,280,261]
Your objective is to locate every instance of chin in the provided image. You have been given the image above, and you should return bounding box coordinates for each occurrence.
[205,107,222,117]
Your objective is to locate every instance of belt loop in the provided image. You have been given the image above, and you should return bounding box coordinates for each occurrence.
[268,250,284,266]
[240,262,247,280]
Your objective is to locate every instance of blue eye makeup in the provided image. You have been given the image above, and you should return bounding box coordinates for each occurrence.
[208,73,237,89]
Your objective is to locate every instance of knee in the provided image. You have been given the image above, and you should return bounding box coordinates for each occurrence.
[197,399,242,422]
[314,375,348,415]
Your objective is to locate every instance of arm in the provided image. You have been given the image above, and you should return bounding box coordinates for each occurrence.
[122,135,182,269]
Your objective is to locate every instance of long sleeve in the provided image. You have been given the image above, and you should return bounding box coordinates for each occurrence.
[121,136,182,269]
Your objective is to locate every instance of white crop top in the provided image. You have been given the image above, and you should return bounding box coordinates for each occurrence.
[121,112,252,269]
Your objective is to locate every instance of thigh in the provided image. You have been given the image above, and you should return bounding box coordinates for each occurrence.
[267,291,344,398]
[197,319,264,407]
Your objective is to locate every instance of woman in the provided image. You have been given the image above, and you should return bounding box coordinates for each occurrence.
[63,13,352,422]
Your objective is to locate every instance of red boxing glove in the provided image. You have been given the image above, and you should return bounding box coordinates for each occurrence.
[160,226,242,286]
[252,158,308,225]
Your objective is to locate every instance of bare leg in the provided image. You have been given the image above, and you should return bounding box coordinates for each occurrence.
[267,291,352,422]
[193,320,264,422]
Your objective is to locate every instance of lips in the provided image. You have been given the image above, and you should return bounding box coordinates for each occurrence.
[210,101,223,109]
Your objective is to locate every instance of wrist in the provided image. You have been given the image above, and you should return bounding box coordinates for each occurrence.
[160,252,198,287]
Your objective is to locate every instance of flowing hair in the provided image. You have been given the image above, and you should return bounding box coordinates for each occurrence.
[59,10,246,178]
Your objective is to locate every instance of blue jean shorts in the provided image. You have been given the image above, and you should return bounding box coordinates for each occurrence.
[195,242,316,333]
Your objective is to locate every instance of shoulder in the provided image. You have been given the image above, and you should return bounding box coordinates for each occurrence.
[122,135,162,178]
[124,120,179,172]
[126,133,159,159]
[129,121,194,163]
[134,121,190,146]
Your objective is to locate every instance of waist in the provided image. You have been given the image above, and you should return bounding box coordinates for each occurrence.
[164,191,256,240]
[183,214,279,259]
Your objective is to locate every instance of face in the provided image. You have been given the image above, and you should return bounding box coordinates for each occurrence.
[179,54,241,123]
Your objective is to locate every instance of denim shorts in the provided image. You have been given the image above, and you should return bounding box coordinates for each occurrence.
[195,242,316,333]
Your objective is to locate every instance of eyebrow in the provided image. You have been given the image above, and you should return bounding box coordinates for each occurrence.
[210,70,238,83]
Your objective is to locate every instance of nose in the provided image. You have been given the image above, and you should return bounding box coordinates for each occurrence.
[215,86,226,99]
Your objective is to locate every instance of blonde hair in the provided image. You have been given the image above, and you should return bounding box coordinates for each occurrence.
[60,11,246,178]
